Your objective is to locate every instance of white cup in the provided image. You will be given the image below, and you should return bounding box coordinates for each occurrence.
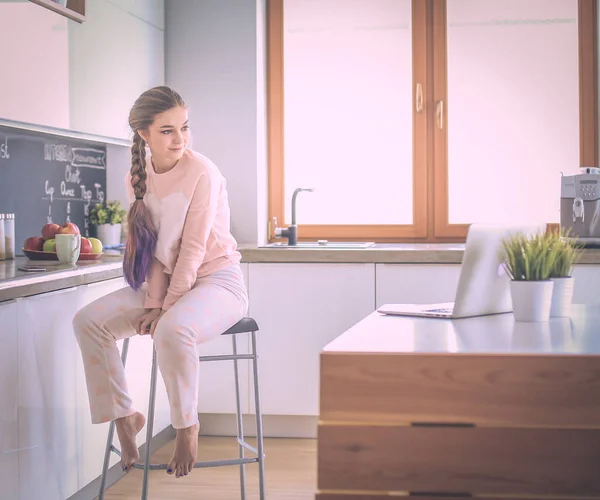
[56,233,81,265]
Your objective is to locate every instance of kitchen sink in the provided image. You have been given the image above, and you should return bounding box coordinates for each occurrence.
[261,241,376,249]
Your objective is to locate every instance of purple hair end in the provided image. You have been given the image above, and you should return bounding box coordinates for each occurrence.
[123,202,157,290]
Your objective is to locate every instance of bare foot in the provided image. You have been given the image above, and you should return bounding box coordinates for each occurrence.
[167,422,200,478]
[115,411,146,472]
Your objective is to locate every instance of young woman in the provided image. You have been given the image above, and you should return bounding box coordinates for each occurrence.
[73,86,248,479]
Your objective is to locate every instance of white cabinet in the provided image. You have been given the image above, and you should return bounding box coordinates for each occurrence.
[74,277,171,488]
[75,278,128,487]
[17,287,80,500]
[247,263,375,416]
[0,3,70,129]
[68,0,164,139]
[375,264,461,307]
[571,266,600,304]
[0,300,19,500]
[197,263,251,414]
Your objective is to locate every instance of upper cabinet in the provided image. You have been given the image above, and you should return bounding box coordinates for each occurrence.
[68,0,165,139]
[0,0,164,140]
[29,0,86,23]
[0,2,70,129]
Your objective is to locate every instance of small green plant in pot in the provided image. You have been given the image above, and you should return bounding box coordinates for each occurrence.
[501,231,560,322]
[547,229,583,317]
[89,200,127,247]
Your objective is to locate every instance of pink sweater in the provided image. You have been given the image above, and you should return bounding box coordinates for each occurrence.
[125,148,241,311]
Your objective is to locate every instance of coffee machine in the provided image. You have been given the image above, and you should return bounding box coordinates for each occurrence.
[560,167,600,245]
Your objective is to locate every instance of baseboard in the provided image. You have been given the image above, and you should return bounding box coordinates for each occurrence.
[198,413,318,439]
[68,425,176,500]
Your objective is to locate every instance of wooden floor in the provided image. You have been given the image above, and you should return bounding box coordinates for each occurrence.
[103,436,317,499]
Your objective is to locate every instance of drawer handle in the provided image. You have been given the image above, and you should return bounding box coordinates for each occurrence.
[411,422,475,428]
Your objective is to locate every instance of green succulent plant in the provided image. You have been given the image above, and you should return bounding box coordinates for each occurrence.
[501,231,558,282]
[89,200,127,225]
[547,228,583,278]
[501,229,583,282]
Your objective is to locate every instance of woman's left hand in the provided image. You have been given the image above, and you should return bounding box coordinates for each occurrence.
[137,308,166,338]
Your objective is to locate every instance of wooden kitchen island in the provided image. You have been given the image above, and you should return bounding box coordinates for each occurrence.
[317,305,600,500]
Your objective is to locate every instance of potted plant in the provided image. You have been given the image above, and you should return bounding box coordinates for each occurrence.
[547,229,583,317]
[501,231,559,322]
[89,200,127,247]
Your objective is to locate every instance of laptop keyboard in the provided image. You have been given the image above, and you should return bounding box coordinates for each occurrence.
[425,307,453,314]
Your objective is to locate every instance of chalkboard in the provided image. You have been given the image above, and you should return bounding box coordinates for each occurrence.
[0,124,107,254]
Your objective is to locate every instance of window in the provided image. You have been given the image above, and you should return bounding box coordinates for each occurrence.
[267,0,598,242]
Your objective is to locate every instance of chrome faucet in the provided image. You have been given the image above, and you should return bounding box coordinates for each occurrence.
[272,187,315,245]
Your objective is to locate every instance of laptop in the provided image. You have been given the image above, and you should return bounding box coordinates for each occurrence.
[377,223,546,319]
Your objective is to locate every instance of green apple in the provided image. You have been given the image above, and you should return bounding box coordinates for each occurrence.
[88,237,103,254]
[43,238,56,252]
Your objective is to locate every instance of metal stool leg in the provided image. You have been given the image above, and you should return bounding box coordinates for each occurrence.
[251,330,266,500]
[141,344,159,500]
[232,334,247,499]
[98,337,131,500]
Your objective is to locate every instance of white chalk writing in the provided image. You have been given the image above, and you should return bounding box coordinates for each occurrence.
[94,183,105,204]
[65,164,81,184]
[71,148,106,168]
[44,144,71,162]
[0,136,9,159]
[45,181,55,203]
[61,181,75,197]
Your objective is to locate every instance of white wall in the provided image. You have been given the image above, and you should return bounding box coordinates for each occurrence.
[106,143,132,208]
[165,0,268,245]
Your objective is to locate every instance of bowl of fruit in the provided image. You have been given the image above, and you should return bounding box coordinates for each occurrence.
[23,222,104,261]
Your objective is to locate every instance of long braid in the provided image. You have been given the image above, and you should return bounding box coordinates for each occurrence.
[123,132,158,289]
[131,133,147,199]
[122,85,185,290]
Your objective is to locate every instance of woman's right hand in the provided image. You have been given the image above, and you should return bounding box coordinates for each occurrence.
[136,308,164,338]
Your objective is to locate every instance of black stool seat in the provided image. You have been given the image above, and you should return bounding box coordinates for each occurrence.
[222,317,259,335]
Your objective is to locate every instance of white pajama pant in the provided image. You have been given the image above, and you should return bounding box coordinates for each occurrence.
[73,264,248,429]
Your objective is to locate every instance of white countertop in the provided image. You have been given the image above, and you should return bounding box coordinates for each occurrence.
[323,304,600,356]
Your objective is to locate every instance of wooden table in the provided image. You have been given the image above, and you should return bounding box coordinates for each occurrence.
[316,304,600,500]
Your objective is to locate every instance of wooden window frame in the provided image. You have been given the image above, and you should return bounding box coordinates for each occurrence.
[266,0,598,243]
[432,0,598,240]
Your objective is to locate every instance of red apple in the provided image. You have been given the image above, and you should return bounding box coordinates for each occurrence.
[80,237,92,254]
[24,236,44,251]
[58,221,80,235]
[41,223,60,241]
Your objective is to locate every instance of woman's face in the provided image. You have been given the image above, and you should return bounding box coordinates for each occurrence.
[140,106,190,165]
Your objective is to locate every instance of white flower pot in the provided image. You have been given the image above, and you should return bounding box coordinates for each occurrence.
[549,276,575,318]
[510,280,554,322]
[96,223,122,248]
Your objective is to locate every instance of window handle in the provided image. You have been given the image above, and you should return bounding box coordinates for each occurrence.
[415,83,423,113]
[437,99,444,129]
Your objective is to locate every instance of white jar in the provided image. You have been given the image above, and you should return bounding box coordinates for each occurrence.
[4,213,15,260]
[0,214,5,261]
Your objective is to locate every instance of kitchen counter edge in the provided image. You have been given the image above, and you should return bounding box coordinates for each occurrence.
[2,246,600,303]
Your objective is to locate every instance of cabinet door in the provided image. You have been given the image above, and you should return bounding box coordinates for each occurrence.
[0,300,18,500]
[17,287,80,500]
[77,277,126,308]
[197,262,250,415]
[248,263,375,416]
[376,264,461,307]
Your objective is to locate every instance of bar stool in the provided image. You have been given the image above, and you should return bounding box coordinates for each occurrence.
[97,317,266,500]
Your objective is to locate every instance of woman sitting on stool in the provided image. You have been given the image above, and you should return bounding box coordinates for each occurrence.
[73,86,248,479]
